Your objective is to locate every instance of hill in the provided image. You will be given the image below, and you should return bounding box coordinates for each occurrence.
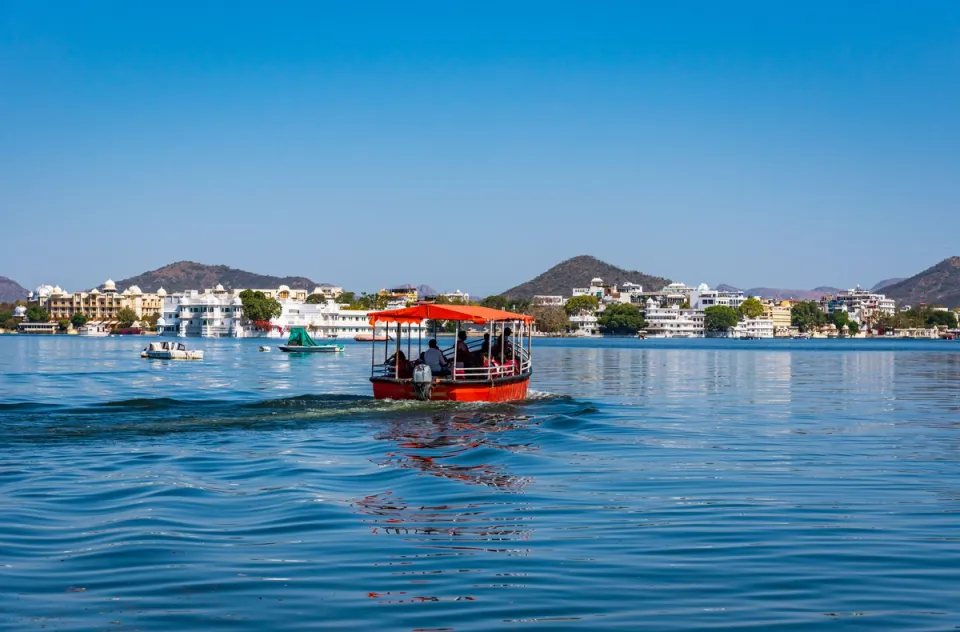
[882,257,960,307]
[871,277,906,291]
[716,285,840,301]
[501,255,670,299]
[104,262,321,293]
[0,276,28,303]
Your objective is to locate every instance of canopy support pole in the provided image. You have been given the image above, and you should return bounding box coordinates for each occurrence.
[396,322,401,378]
[453,321,459,381]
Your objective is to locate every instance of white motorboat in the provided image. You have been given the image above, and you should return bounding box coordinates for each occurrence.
[141,341,204,360]
[77,323,110,337]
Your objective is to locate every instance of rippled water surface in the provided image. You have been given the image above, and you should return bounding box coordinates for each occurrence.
[2,336,960,630]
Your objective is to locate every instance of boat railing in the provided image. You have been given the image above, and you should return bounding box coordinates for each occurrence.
[372,336,531,381]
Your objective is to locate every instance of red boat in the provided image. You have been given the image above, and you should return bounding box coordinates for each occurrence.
[368,304,534,402]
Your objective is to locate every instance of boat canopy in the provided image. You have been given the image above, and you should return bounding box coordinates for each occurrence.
[369,304,535,326]
[286,326,319,346]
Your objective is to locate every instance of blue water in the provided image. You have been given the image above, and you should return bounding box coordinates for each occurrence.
[2,336,960,631]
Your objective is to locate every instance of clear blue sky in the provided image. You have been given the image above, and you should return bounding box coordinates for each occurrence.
[2,2,958,295]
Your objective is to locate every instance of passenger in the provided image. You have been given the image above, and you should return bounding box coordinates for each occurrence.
[385,350,413,379]
[455,330,471,368]
[493,327,514,363]
[481,352,500,375]
[422,339,450,376]
[474,333,491,366]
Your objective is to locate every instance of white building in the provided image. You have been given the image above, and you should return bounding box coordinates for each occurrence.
[534,295,565,307]
[660,282,697,306]
[568,311,600,336]
[158,290,246,337]
[730,318,775,339]
[438,289,470,303]
[572,278,606,299]
[688,283,746,311]
[823,287,896,324]
[643,299,704,337]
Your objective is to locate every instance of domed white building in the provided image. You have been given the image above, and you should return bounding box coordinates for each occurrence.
[13,305,26,318]
[103,279,117,293]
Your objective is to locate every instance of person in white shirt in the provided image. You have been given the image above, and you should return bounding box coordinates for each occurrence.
[421,339,450,375]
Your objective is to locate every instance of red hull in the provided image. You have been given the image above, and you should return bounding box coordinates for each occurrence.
[371,376,530,402]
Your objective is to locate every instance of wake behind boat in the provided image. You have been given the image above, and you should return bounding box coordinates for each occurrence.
[279,327,344,353]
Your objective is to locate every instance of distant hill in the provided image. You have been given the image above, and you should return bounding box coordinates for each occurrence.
[871,277,906,291]
[717,285,840,301]
[104,262,321,293]
[882,257,960,307]
[501,255,670,299]
[0,276,28,303]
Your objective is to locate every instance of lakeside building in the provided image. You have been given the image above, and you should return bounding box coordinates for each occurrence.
[32,280,164,321]
[380,285,418,303]
[688,284,746,311]
[438,289,470,303]
[643,299,705,337]
[157,289,246,337]
[763,300,794,333]
[821,287,896,324]
[568,310,600,336]
[533,295,565,307]
[730,318,775,339]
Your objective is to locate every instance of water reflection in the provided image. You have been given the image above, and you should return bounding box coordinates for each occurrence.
[372,413,535,491]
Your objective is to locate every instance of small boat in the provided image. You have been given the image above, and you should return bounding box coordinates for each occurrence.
[141,341,203,360]
[77,323,110,337]
[368,304,534,402]
[279,327,344,353]
[259,345,271,352]
[354,332,392,342]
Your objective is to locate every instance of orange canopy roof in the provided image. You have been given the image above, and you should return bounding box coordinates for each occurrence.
[369,304,535,326]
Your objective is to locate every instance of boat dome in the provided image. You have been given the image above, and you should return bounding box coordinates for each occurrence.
[127,285,142,295]
[156,287,167,297]
[34,284,54,297]
[13,305,26,318]
[104,279,116,291]
[156,317,166,327]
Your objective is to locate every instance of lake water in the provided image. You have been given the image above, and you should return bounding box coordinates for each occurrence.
[2,336,959,630]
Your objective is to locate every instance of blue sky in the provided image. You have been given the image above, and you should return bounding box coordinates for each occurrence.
[2,2,959,295]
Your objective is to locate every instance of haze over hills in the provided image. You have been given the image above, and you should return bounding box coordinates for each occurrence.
[501,255,670,299]
[715,284,841,301]
[103,262,324,293]
[871,278,906,291]
[882,257,960,308]
[0,276,28,303]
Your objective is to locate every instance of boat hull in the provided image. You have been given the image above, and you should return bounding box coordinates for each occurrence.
[142,351,203,360]
[371,375,530,402]
[278,345,343,353]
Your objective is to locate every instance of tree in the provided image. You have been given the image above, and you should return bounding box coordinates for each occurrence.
[335,291,355,305]
[480,295,509,310]
[0,310,11,324]
[739,297,765,319]
[704,305,740,332]
[25,305,49,323]
[239,290,282,322]
[598,303,647,335]
[141,313,160,331]
[530,305,568,333]
[71,312,89,328]
[58,318,70,332]
[791,301,826,332]
[927,310,958,329]
[116,308,138,329]
[564,295,599,315]
[847,321,860,335]
[305,294,326,304]
[2,318,16,331]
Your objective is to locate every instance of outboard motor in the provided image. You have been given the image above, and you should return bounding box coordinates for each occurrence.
[412,364,433,401]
